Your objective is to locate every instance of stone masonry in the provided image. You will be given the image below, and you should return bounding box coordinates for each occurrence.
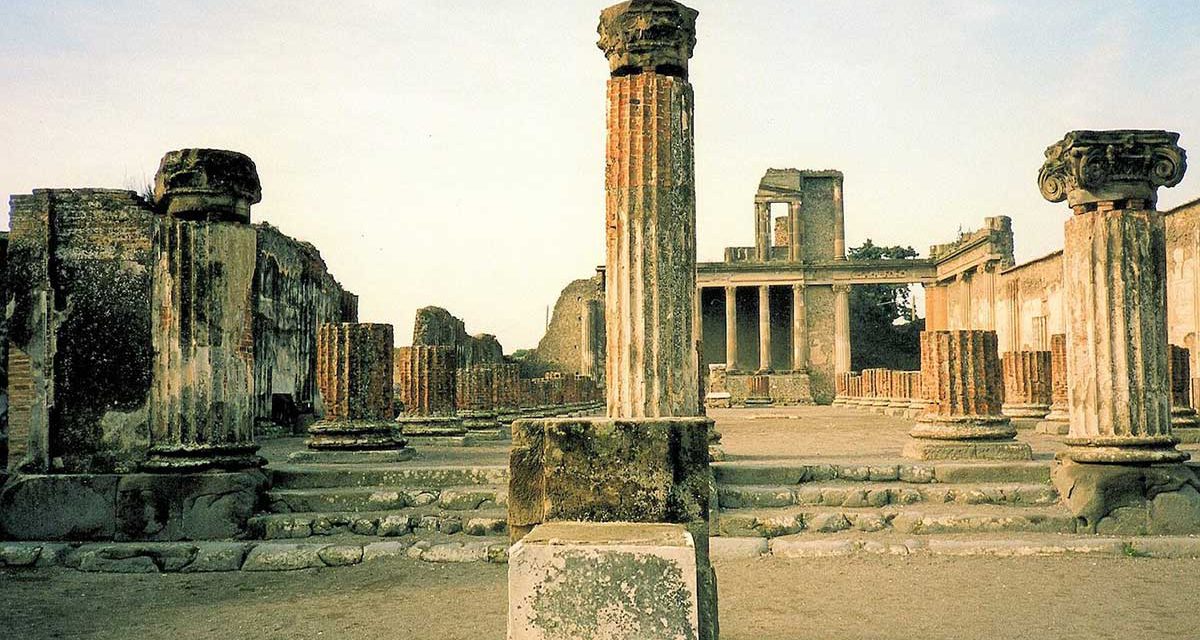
[1041,129,1200,534]
[904,330,1032,460]
[394,345,465,437]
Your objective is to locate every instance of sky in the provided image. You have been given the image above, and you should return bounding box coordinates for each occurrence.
[3,1,1199,350]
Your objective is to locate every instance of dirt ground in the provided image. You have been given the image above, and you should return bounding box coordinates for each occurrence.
[5,555,1199,640]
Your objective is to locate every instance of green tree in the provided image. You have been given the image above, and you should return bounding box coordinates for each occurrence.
[847,240,924,371]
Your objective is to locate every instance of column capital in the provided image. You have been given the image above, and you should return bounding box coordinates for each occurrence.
[1039,130,1187,210]
[792,282,806,292]
[154,148,261,223]
[598,0,698,79]
[832,283,851,294]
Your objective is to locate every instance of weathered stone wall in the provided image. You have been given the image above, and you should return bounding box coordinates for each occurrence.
[800,174,840,262]
[532,274,604,376]
[1166,198,1200,405]
[412,306,503,368]
[805,285,836,403]
[253,223,354,431]
[995,251,1064,352]
[6,189,156,473]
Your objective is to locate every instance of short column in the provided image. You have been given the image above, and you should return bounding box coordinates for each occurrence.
[757,284,772,372]
[791,283,808,372]
[457,364,500,433]
[1035,334,1070,434]
[904,330,1032,460]
[833,284,851,376]
[394,345,466,439]
[724,286,738,371]
[1001,351,1052,419]
[1169,345,1200,429]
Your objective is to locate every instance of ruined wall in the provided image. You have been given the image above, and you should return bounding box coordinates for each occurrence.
[412,306,504,368]
[531,275,604,375]
[995,251,1064,353]
[806,285,836,403]
[800,174,839,262]
[6,189,156,473]
[1166,199,1200,354]
[253,223,355,431]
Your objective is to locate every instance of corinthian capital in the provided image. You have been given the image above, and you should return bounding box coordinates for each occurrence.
[1038,130,1186,210]
[598,0,698,79]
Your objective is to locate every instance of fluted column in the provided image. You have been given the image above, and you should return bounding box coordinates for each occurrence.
[580,299,602,382]
[791,283,808,372]
[755,201,770,262]
[832,180,846,261]
[1001,351,1052,418]
[306,323,406,450]
[603,52,699,418]
[833,284,851,375]
[458,364,499,431]
[1169,345,1199,429]
[788,200,803,262]
[904,330,1032,460]
[146,149,263,471]
[394,345,465,437]
[758,284,772,372]
[1036,334,1070,434]
[724,286,738,371]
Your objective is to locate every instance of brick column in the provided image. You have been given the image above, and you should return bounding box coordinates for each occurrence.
[1001,351,1052,419]
[394,345,465,437]
[145,149,264,471]
[1169,345,1199,429]
[1040,130,1200,533]
[457,364,499,431]
[904,330,1032,460]
[904,371,928,416]
[724,286,738,371]
[1035,334,1070,434]
[758,285,772,372]
[306,323,407,451]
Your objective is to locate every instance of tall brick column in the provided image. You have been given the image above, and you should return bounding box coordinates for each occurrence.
[145,149,264,471]
[304,323,407,451]
[1168,345,1199,429]
[457,364,500,431]
[1040,130,1200,533]
[509,4,716,640]
[394,345,465,438]
[904,330,1032,460]
[1001,351,1052,419]
[601,0,700,419]
[1036,334,1070,434]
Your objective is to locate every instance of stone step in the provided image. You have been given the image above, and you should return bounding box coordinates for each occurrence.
[249,507,508,540]
[270,464,509,490]
[268,485,507,514]
[713,460,1051,486]
[717,482,1058,510]
[715,503,1076,538]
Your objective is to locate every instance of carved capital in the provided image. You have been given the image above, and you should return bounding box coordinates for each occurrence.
[154,148,262,223]
[598,0,697,79]
[832,284,852,294]
[1038,130,1186,210]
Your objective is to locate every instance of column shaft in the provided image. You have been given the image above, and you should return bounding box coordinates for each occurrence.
[833,285,851,375]
[791,283,808,371]
[788,200,803,262]
[724,286,738,371]
[758,284,771,372]
[832,179,846,261]
[1000,350,1052,418]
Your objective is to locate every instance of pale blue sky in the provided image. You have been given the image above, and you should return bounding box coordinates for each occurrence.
[3,1,1198,348]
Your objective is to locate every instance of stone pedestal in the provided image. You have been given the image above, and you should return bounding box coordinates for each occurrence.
[1039,129,1200,532]
[1036,334,1071,435]
[904,331,1032,460]
[704,364,731,408]
[394,345,465,438]
[300,323,409,458]
[1001,350,1052,419]
[1168,345,1200,429]
[145,149,264,472]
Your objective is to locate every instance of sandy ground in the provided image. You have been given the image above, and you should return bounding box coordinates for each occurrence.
[5,555,1200,640]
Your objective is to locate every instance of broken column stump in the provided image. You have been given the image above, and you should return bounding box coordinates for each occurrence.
[1035,334,1071,435]
[1040,129,1200,533]
[1169,345,1200,430]
[292,323,411,464]
[457,364,501,434]
[394,345,466,441]
[1001,350,1052,419]
[904,330,1032,461]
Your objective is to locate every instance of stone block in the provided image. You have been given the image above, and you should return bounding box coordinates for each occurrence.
[0,474,118,540]
[1052,458,1200,534]
[182,543,252,572]
[242,543,324,571]
[509,417,711,540]
[509,522,702,640]
[114,470,267,540]
[902,440,1033,461]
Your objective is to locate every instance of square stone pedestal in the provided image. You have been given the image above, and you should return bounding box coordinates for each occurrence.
[509,522,703,640]
[902,440,1033,461]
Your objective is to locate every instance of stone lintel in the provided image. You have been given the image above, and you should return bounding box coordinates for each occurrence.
[1039,130,1187,210]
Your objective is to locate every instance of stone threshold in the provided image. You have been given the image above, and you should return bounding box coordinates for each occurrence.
[6,533,1200,573]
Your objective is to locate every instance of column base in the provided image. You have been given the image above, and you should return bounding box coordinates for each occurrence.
[459,410,500,431]
[305,420,408,451]
[910,415,1017,440]
[902,439,1033,461]
[1001,403,1051,419]
[1171,407,1200,429]
[395,415,467,437]
[905,415,1030,460]
[288,448,415,464]
[1059,435,1189,464]
[1052,458,1200,534]
[141,443,265,472]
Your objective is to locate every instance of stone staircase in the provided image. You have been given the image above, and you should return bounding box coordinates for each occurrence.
[712,460,1080,538]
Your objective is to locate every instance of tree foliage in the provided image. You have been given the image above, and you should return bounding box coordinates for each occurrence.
[847,240,924,371]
